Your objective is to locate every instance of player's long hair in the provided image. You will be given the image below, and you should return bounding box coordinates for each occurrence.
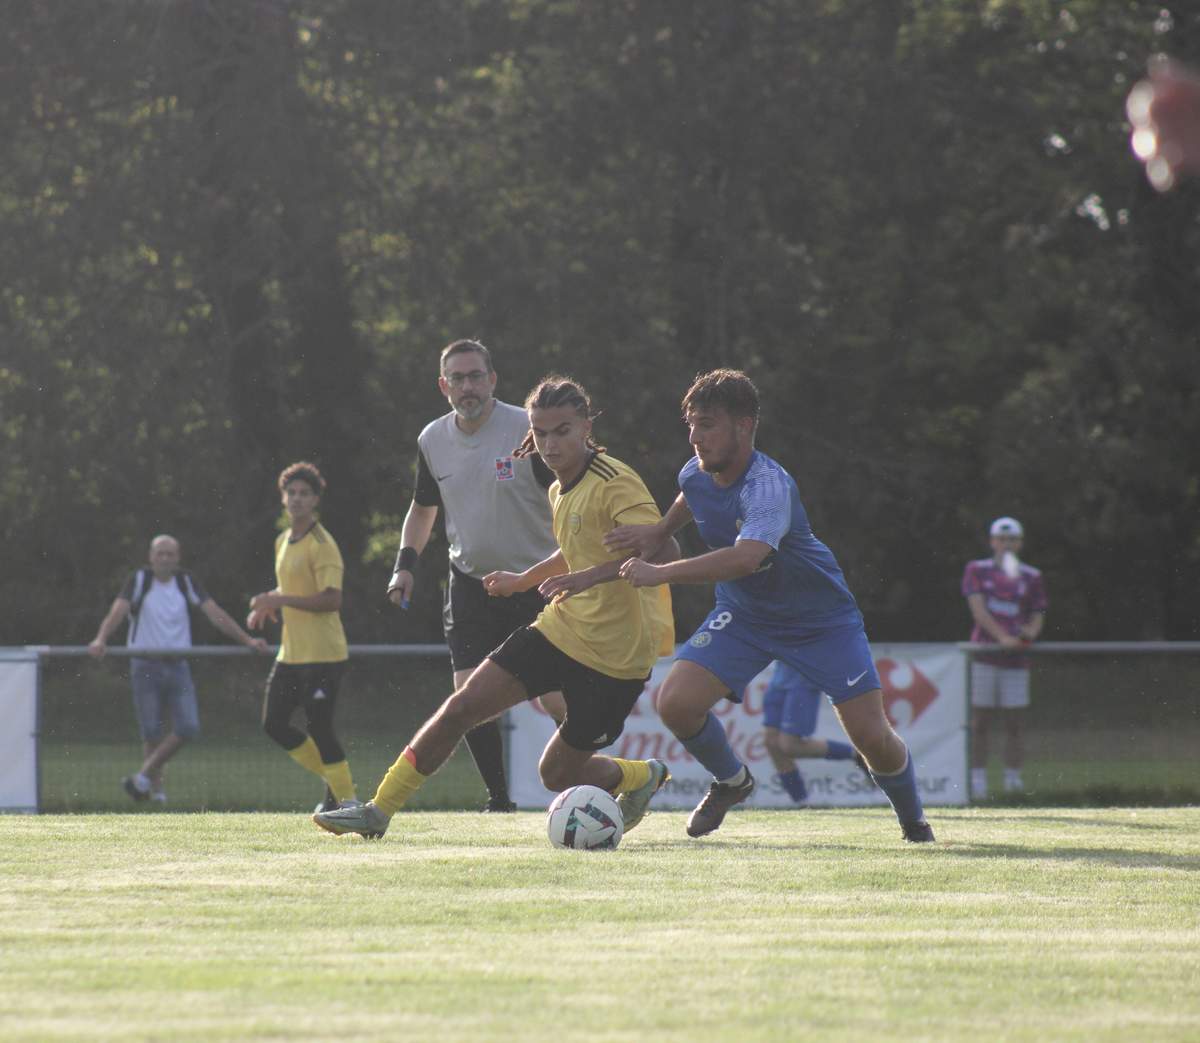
[514,375,607,458]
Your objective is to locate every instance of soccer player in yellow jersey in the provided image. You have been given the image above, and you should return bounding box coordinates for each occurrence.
[248,462,358,812]
[313,377,677,840]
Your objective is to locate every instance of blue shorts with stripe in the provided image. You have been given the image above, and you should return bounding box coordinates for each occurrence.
[675,607,880,706]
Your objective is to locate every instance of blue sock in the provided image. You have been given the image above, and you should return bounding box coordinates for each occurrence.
[870,750,925,827]
[824,739,856,761]
[778,769,807,803]
[680,712,743,781]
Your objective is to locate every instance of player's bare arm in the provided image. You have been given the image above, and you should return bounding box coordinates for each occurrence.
[387,500,439,605]
[966,592,1022,647]
[543,535,682,601]
[248,587,341,629]
[604,493,692,557]
[200,600,270,653]
[88,597,131,657]
[483,550,568,598]
[621,538,770,587]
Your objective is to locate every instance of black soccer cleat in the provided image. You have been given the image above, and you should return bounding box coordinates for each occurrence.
[902,819,936,843]
[482,797,518,813]
[686,771,756,837]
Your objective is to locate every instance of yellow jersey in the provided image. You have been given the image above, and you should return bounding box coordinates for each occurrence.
[533,452,674,680]
[275,522,348,665]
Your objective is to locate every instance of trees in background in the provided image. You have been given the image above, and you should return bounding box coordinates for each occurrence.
[2,1,1197,644]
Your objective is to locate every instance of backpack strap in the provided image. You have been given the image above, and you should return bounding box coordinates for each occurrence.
[129,567,154,616]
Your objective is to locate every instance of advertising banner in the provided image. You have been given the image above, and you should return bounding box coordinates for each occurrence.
[0,653,39,813]
[509,643,967,810]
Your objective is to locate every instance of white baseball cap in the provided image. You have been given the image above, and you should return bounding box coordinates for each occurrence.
[990,516,1024,537]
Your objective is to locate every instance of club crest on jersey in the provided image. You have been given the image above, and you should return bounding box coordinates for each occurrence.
[569,513,582,533]
[689,632,712,648]
[494,456,515,481]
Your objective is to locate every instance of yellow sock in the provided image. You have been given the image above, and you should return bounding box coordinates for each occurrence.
[322,759,356,802]
[286,736,325,779]
[610,758,651,795]
[373,747,428,817]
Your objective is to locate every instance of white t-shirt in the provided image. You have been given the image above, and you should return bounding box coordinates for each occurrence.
[119,570,208,650]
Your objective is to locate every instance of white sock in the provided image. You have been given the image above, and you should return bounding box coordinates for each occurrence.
[1003,768,1023,792]
[718,766,748,787]
[133,772,151,793]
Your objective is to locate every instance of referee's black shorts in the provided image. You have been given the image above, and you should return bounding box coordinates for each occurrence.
[443,563,546,674]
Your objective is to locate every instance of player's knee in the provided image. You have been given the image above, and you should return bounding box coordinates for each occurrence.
[777,735,806,758]
[656,687,704,737]
[537,758,574,793]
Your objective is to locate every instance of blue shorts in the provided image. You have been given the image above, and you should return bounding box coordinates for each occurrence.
[130,658,200,742]
[762,664,826,737]
[675,608,880,706]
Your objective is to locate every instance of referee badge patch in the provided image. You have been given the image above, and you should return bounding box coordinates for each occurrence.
[495,456,515,481]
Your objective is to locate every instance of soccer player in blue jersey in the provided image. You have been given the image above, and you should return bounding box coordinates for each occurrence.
[760,661,873,804]
[607,369,933,842]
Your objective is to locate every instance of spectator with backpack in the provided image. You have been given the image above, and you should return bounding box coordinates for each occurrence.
[88,534,269,803]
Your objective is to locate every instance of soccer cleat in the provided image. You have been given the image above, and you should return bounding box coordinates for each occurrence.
[313,800,389,839]
[617,758,671,832]
[482,797,518,813]
[150,791,168,805]
[686,771,756,838]
[902,819,936,843]
[314,787,340,814]
[122,776,150,802]
[854,752,878,788]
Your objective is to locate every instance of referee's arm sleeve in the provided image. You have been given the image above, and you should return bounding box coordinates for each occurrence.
[413,450,442,508]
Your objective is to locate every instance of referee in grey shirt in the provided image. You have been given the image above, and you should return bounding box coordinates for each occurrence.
[388,340,561,811]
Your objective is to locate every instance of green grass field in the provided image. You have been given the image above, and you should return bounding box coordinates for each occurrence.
[2,807,1198,1042]
[37,738,1200,812]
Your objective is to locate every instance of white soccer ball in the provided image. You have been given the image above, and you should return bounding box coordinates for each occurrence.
[546,785,624,851]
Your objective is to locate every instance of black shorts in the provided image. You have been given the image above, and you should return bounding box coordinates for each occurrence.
[265,660,347,708]
[444,564,546,673]
[488,626,648,752]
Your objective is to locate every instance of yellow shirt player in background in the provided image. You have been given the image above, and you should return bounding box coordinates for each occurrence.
[314,376,677,840]
[248,461,358,813]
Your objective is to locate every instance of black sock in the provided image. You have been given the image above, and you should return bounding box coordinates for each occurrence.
[463,720,509,801]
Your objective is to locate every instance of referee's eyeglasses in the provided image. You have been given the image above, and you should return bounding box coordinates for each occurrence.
[445,370,490,387]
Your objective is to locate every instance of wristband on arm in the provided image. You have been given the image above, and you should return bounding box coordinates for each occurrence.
[396,546,419,573]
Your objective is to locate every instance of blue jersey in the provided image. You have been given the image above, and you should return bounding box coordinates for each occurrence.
[678,451,862,632]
